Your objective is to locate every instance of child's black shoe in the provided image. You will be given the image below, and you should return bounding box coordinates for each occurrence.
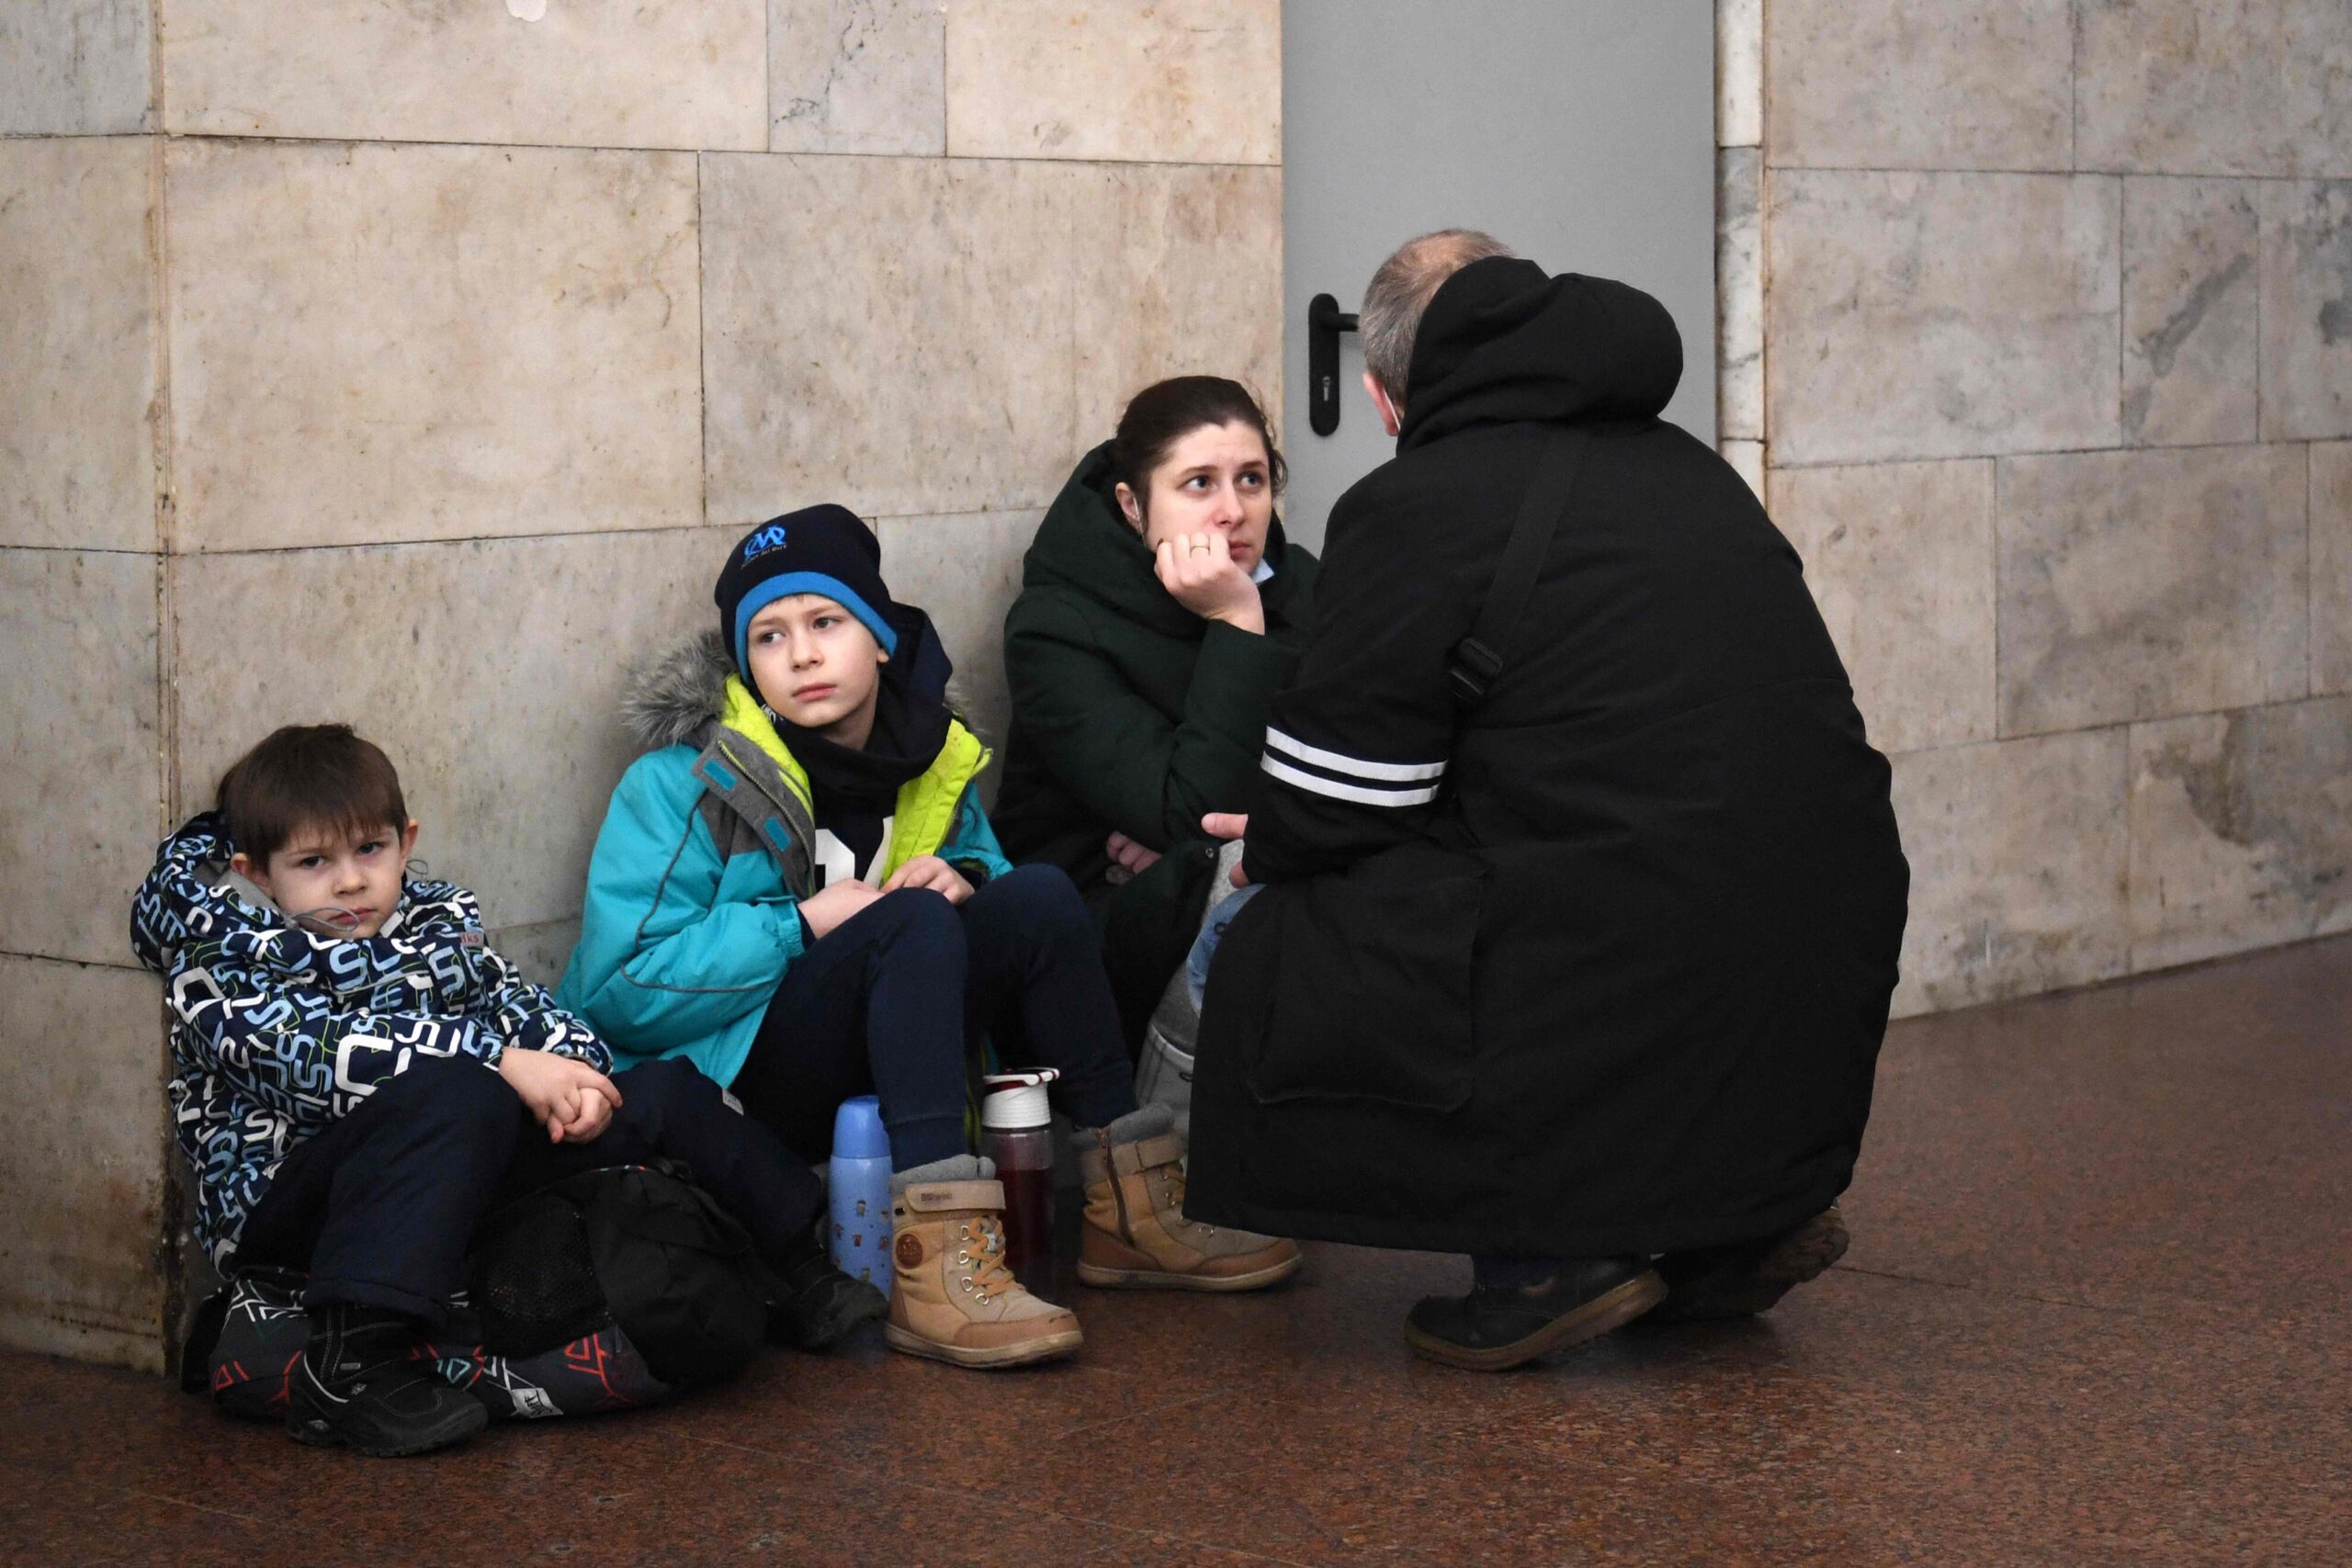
[768,1225,888,1350]
[286,1303,488,1457]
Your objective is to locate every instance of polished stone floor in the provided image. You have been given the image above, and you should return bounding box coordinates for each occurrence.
[6,934,2349,1565]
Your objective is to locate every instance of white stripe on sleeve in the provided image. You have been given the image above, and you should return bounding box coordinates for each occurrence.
[1263,728,1447,783]
[1261,755,1442,807]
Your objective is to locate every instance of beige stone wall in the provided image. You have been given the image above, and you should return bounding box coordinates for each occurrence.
[1721,0,2352,1016]
[14,0,2338,1370]
[1,2,170,1366]
[1,0,1280,1368]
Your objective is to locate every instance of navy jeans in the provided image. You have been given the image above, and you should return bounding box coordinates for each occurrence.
[235,1054,822,1325]
[731,864,1138,1169]
[1472,1257,1567,1290]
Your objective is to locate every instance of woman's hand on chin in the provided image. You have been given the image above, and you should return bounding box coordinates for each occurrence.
[1154,532,1265,635]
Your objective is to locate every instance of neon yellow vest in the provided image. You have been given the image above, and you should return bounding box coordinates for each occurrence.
[716,675,987,881]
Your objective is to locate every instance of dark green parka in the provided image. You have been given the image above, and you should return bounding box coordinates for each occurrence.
[993,442,1318,1036]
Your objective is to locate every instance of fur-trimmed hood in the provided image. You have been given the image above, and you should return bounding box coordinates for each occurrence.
[623,628,738,753]
[622,609,965,755]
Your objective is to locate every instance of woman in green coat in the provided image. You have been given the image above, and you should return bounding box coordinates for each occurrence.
[994,377,1318,1044]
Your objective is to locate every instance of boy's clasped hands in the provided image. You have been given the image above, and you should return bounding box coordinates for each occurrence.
[498,1048,623,1145]
[797,856,975,937]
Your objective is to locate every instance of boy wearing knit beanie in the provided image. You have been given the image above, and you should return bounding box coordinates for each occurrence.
[561,505,1302,1370]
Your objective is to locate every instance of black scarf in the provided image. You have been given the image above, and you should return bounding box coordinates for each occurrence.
[770,676,953,885]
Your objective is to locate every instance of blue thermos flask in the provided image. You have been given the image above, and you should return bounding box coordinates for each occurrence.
[828,1096,894,1296]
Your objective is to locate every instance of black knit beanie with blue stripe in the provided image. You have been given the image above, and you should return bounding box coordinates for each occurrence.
[715,505,900,697]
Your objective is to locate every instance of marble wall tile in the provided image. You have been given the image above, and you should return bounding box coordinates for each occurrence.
[772,0,946,155]
[2129,699,2352,972]
[2075,0,2272,175]
[1997,445,2308,735]
[1887,729,2132,1017]
[1768,0,2072,172]
[0,137,157,552]
[2075,0,2352,178]
[703,152,1079,526]
[2315,443,2352,695]
[1721,439,1765,501]
[2280,0,2352,178]
[171,526,738,935]
[0,1,150,135]
[1716,147,1762,443]
[1767,172,2121,467]
[0,956,166,1371]
[2258,182,2352,442]
[0,549,160,967]
[2121,178,2260,446]
[1773,460,1997,755]
[944,0,1280,166]
[1070,163,1283,453]
[488,917,583,990]
[875,508,1041,774]
[165,140,701,553]
[1716,0,1761,149]
[163,0,764,151]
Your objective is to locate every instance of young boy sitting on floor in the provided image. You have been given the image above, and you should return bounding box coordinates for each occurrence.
[131,724,882,1458]
[559,505,1300,1370]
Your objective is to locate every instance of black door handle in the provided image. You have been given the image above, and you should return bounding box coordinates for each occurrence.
[1308,293,1358,436]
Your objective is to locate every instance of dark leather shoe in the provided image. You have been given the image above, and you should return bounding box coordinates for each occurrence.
[1404,1258,1665,1371]
[1647,1206,1849,1324]
[768,1236,888,1351]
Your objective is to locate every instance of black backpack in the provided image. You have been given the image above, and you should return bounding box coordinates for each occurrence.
[187,1163,770,1422]
[469,1161,774,1392]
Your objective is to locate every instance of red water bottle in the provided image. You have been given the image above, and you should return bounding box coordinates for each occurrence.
[978,1070,1057,1291]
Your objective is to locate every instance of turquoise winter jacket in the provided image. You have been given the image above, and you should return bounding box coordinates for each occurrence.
[557,629,1012,1089]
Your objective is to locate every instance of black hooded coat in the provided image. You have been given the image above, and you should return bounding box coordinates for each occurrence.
[1186,260,1911,1257]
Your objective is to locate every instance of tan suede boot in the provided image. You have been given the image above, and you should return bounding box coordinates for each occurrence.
[1078,1108,1302,1292]
[884,1157,1082,1369]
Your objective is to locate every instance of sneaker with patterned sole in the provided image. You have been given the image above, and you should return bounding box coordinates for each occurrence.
[285,1304,488,1457]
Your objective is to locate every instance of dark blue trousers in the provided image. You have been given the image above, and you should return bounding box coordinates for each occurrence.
[731,864,1138,1170]
[235,1054,822,1325]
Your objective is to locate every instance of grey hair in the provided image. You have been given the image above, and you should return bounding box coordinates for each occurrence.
[1358,229,1516,404]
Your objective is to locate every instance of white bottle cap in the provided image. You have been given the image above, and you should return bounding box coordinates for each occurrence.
[980,1069,1057,1130]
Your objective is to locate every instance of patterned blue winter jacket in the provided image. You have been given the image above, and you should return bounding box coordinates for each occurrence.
[130,813,612,1269]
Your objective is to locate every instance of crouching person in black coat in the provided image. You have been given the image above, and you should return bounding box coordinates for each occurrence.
[1185,232,1911,1371]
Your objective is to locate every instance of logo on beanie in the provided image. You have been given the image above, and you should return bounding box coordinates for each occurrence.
[741,524,788,562]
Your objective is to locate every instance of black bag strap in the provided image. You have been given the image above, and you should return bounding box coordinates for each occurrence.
[1448,427,1591,708]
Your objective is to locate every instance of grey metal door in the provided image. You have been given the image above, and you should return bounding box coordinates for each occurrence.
[1281,2,1716,547]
